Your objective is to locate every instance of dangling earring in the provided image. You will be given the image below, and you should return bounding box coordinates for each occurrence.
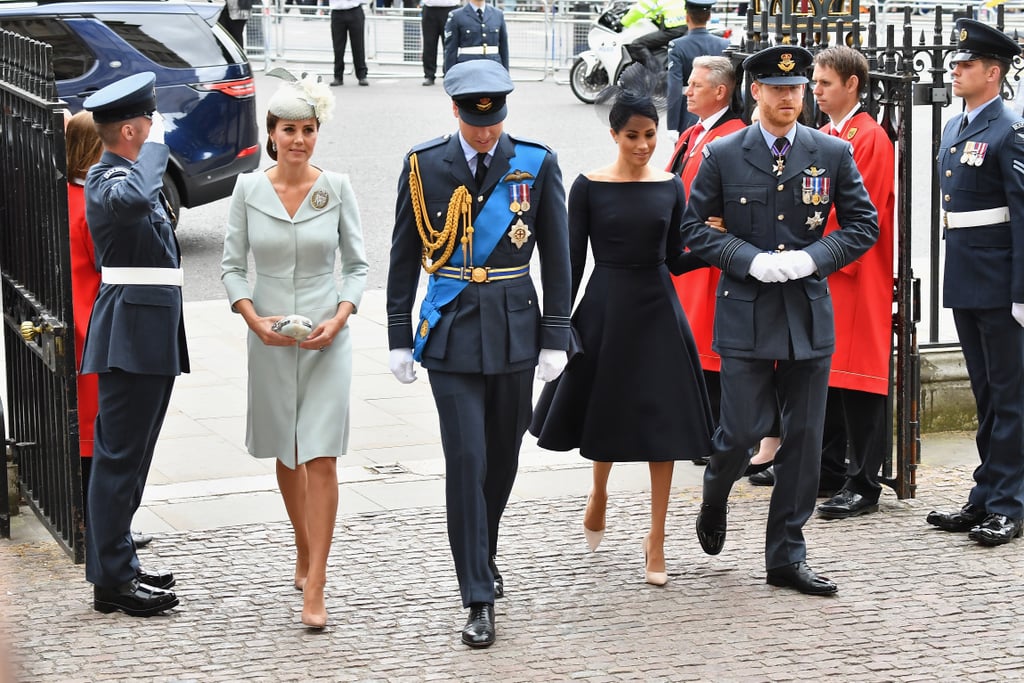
[271,141,277,152]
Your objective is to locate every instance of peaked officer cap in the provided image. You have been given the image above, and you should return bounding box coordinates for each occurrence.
[950,18,1021,65]
[444,60,515,126]
[83,72,157,124]
[685,0,715,9]
[742,46,812,85]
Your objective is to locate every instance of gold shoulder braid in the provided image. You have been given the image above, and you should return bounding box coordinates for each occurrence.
[409,153,474,274]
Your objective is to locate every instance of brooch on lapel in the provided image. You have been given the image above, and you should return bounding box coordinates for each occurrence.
[310,189,329,210]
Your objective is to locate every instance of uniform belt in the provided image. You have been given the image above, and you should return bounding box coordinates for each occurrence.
[457,45,496,55]
[943,206,1010,229]
[436,265,529,283]
[101,266,184,286]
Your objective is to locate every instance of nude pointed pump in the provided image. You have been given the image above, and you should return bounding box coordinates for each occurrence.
[584,524,605,552]
[644,536,668,587]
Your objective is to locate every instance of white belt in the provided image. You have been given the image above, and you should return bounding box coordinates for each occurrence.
[458,45,496,55]
[944,206,1010,229]
[102,266,183,286]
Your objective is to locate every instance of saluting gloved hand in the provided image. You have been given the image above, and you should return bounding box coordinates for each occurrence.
[1013,303,1024,328]
[389,348,417,384]
[776,250,817,280]
[748,252,789,283]
[536,348,568,383]
[147,111,166,145]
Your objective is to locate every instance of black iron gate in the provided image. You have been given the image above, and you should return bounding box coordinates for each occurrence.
[0,29,84,562]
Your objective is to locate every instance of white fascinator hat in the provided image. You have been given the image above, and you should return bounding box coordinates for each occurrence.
[265,67,335,124]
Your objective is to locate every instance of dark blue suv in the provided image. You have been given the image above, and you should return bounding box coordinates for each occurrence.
[0,0,261,221]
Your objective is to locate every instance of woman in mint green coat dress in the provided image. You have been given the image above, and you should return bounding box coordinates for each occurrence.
[221,75,368,628]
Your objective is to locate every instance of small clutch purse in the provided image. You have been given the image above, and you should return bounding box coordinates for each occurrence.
[271,314,314,340]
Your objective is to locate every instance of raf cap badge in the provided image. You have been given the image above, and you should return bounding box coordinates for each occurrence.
[778,53,796,72]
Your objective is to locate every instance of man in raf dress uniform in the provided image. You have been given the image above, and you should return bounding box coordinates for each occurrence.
[681,46,878,595]
[81,72,189,616]
[443,0,510,74]
[666,0,731,135]
[810,46,896,520]
[386,60,571,647]
[926,20,1024,546]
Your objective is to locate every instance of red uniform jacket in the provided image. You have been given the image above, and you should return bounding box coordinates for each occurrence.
[68,182,101,456]
[668,115,747,372]
[821,110,895,394]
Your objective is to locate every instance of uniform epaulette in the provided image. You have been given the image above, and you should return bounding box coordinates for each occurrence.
[508,135,552,153]
[409,134,451,155]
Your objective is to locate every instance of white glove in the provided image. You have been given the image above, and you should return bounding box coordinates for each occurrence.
[776,250,817,280]
[389,348,417,384]
[748,253,788,283]
[536,348,568,382]
[1013,303,1024,328]
[147,111,166,145]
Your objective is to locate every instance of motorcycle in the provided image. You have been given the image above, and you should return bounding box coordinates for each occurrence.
[569,0,732,105]
[570,0,658,104]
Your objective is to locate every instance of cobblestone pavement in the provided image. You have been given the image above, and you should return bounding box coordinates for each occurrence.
[3,461,1024,682]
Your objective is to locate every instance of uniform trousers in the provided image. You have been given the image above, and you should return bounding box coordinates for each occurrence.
[85,370,175,587]
[953,307,1024,520]
[331,6,368,81]
[421,5,456,79]
[428,368,532,607]
[819,386,888,499]
[704,355,830,570]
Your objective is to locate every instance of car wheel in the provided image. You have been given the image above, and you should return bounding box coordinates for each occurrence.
[161,172,181,229]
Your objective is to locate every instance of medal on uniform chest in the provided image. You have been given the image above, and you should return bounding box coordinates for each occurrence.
[310,189,329,210]
[772,139,791,176]
[508,217,531,248]
[961,141,988,167]
[509,183,521,212]
[801,167,829,205]
[519,183,531,212]
[805,210,825,231]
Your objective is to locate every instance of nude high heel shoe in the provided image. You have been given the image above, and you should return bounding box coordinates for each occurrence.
[644,536,668,587]
[583,494,605,552]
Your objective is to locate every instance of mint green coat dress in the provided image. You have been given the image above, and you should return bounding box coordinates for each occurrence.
[222,170,368,468]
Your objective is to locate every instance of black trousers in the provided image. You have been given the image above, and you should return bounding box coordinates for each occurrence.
[819,386,888,499]
[954,307,1024,519]
[704,355,831,570]
[422,5,456,79]
[85,370,175,587]
[331,6,368,80]
[428,369,532,607]
[218,10,247,47]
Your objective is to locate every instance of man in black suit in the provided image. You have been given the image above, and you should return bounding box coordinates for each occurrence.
[81,72,189,616]
[680,46,878,595]
[386,60,571,647]
[926,20,1024,546]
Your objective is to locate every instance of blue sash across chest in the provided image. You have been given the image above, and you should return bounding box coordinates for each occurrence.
[413,143,545,361]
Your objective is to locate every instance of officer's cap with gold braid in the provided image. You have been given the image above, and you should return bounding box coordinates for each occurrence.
[444,60,515,126]
[950,18,1020,65]
[742,45,812,85]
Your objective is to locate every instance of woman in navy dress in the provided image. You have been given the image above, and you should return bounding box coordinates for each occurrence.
[530,66,714,585]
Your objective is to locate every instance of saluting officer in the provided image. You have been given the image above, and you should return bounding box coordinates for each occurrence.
[927,20,1024,546]
[681,46,878,596]
[81,72,189,617]
[386,60,571,648]
[442,0,510,75]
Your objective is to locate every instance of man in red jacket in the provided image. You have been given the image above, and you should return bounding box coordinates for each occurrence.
[811,45,895,519]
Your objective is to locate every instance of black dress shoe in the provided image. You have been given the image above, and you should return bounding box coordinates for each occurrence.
[329,78,343,87]
[696,503,727,555]
[137,568,175,590]
[926,502,987,532]
[489,556,504,599]
[358,78,369,86]
[131,531,153,548]
[817,489,879,519]
[461,603,495,648]
[743,460,773,477]
[968,514,1024,546]
[691,456,709,466]
[422,77,435,86]
[93,578,178,617]
[766,561,838,596]
[748,465,775,486]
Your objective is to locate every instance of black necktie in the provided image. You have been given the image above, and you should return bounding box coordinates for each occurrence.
[474,152,488,189]
[477,7,484,21]
[958,114,969,135]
